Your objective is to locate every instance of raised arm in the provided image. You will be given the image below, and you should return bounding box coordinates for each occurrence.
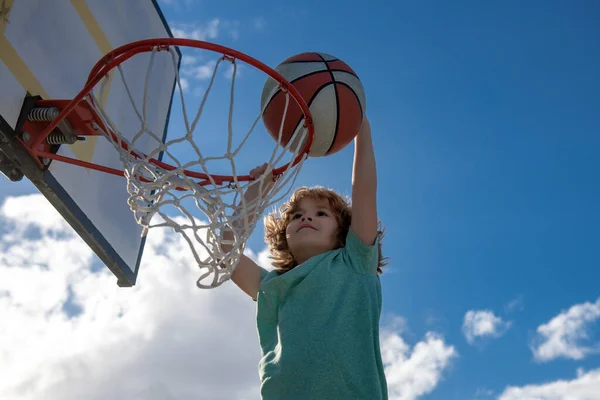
[225,164,274,300]
[350,117,378,245]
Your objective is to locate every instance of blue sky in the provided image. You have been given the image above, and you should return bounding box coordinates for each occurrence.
[1,1,600,399]
[179,0,599,397]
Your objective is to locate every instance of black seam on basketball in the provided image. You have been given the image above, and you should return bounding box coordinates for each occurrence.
[335,81,364,117]
[266,69,359,106]
[270,70,344,111]
[262,87,283,116]
[290,68,359,81]
[318,53,340,155]
[263,70,331,116]
[288,70,329,84]
[326,69,360,80]
[283,58,339,64]
[292,81,337,146]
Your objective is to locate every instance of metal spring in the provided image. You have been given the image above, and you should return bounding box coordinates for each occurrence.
[28,107,60,122]
[46,131,77,145]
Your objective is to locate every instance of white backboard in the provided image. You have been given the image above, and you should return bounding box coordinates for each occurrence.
[0,0,180,286]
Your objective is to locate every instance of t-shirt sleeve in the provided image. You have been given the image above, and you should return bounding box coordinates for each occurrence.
[259,266,270,281]
[341,228,380,275]
[252,267,272,302]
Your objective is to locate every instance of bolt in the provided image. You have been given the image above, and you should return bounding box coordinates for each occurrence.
[22,132,31,142]
[42,158,51,166]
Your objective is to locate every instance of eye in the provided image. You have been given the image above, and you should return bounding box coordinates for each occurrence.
[292,213,302,220]
[317,210,328,217]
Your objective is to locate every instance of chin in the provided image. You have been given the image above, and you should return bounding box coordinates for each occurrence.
[293,239,335,254]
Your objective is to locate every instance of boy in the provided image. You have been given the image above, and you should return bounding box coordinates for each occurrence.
[228,118,387,399]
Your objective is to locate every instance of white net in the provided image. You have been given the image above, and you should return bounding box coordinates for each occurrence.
[84,45,309,288]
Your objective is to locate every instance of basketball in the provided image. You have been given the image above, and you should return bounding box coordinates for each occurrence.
[261,52,366,157]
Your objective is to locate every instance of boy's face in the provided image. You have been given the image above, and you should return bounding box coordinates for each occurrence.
[285,197,339,257]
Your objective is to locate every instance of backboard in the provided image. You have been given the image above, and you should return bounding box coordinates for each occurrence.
[0,0,180,286]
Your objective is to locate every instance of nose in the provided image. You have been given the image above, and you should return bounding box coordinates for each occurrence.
[301,216,312,222]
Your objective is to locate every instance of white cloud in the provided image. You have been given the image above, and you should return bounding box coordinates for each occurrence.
[382,323,457,400]
[224,63,243,80]
[177,58,241,98]
[474,387,494,398]
[531,298,600,362]
[167,18,249,103]
[257,248,275,271]
[498,368,600,400]
[0,193,69,236]
[0,194,454,400]
[253,17,266,32]
[171,18,241,43]
[179,59,217,80]
[0,195,262,400]
[383,315,409,335]
[462,310,511,344]
[189,60,217,80]
[505,295,524,313]
[192,85,206,98]
[171,19,220,41]
[182,55,198,67]
[184,59,241,82]
[222,20,241,41]
[160,0,196,7]
[179,77,189,92]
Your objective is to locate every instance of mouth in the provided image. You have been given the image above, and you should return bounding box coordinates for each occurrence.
[297,224,316,232]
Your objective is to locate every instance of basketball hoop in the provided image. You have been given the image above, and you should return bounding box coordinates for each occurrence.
[17,38,315,288]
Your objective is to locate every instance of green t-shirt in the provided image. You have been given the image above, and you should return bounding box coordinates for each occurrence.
[256,229,388,400]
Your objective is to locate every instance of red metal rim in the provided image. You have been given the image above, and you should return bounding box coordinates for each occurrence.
[30,38,315,186]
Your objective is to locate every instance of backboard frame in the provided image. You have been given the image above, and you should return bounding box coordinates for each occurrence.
[0,0,181,287]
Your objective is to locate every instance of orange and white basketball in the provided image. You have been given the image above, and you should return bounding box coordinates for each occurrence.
[261,52,366,157]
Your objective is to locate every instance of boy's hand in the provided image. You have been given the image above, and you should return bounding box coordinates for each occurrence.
[224,163,274,249]
[249,163,272,180]
[244,163,275,203]
[231,163,275,232]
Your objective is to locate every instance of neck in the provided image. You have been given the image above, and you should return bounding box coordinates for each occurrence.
[293,246,330,265]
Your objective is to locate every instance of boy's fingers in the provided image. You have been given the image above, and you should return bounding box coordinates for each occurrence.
[249,163,270,179]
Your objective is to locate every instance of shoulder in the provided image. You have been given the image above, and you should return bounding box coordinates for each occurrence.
[338,228,380,274]
[259,267,279,284]
[345,227,379,255]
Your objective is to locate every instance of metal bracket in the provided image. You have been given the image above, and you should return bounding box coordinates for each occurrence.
[0,149,24,181]
[0,96,45,182]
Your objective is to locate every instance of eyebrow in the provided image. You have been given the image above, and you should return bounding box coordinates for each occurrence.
[295,206,330,212]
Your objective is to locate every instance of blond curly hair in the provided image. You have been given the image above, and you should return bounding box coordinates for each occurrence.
[264,186,387,274]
